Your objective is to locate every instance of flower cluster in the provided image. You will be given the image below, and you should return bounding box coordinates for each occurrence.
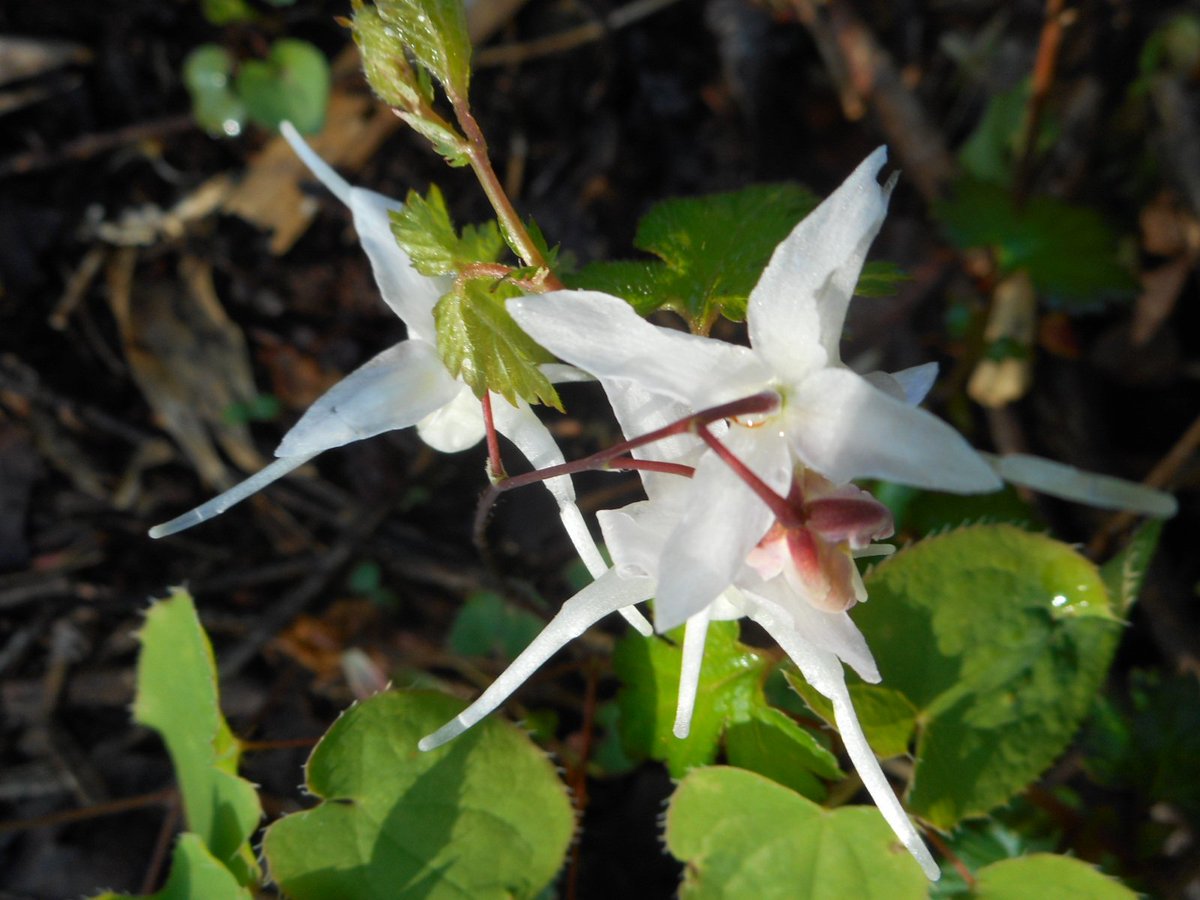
[149,135,1175,882]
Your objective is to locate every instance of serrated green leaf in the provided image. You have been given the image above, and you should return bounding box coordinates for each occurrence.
[786,676,919,760]
[872,481,1038,536]
[92,834,254,899]
[434,278,561,409]
[666,767,929,899]
[134,589,261,885]
[929,819,1056,899]
[447,590,544,661]
[390,186,504,275]
[853,525,1122,829]
[352,3,426,111]
[612,621,769,776]
[182,45,246,138]
[936,179,1137,310]
[724,706,843,801]
[971,854,1135,899]
[235,39,331,134]
[262,690,574,899]
[377,0,472,97]
[1099,519,1162,616]
[569,184,819,330]
[398,110,471,166]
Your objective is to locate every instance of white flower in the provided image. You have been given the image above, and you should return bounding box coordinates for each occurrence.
[508,147,1175,632]
[147,124,652,632]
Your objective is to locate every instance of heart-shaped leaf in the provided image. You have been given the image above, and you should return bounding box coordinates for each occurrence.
[262,690,574,899]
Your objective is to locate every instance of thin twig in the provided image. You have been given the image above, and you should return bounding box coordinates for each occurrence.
[0,787,176,834]
[1087,410,1200,557]
[1013,0,1070,203]
[0,114,195,179]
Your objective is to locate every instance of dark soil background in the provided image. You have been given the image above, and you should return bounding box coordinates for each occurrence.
[1,0,1198,897]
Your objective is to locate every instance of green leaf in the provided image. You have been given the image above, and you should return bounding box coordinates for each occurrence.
[182,45,246,138]
[666,767,929,899]
[1082,669,1200,821]
[235,39,331,134]
[613,621,769,776]
[433,278,561,409]
[134,589,261,885]
[853,524,1122,829]
[569,184,819,330]
[262,690,574,899]
[929,819,1055,899]
[389,186,505,276]
[201,0,258,25]
[786,676,919,760]
[377,0,472,97]
[1099,519,1162,616]
[971,854,1135,899]
[872,481,1038,536]
[936,179,1137,310]
[447,590,544,661]
[92,834,254,899]
[724,706,843,801]
[353,3,426,110]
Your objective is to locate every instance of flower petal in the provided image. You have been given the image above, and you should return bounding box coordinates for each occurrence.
[747,147,895,381]
[277,340,463,457]
[416,383,486,452]
[785,367,1002,492]
[418,570,655,750]
[863,362,939,407]
[281,122,446,342]
[760,623,940,881]
[673,607,711,739]
[148,453,316,538]
[654,428,791,631]
[985,453,1177,518]
[738,574,879,682]
[509,291,771,409]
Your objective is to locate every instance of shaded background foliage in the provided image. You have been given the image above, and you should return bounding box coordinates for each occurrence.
[0,0,1198,896]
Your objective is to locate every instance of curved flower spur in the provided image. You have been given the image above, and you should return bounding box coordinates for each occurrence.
[420,147,1176,881]
[147,123,652,635]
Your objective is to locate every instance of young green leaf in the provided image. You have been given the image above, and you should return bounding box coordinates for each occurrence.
[376,0,472,98]
[971,854,1135,899]
[182,45,246,138]
[569,184,819,330]
[447,590,544,661]
[389,186,504,276]
[936,179,1137,310]
[434,278,561,409]
[1098,519,1162,616]
[352,2,426,111]
[724,706,843,801]
[235,39,331,134]
[666,767,929,899]
[262,690,574,900]
[785,677,919,760]
[92,834,254,899]
[853,524,1122,829]
[613,621,769,775]
[134,589,261,885]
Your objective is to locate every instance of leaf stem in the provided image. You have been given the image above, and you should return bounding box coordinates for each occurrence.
[448,90,565,289]
[481,392,507,481]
